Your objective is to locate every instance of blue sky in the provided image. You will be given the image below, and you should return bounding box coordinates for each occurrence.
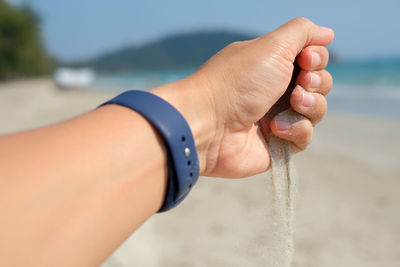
[9,0,400,62]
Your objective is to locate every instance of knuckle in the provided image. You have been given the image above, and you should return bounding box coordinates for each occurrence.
[309,95,328,126]
[292,17,313,29]
[325,70,333,83]
[319,70,333,95]
[320,96,328,117]
[319,47,330,62]
[325,71,333,91]
[310,95,327,124]
[227,40,246,49]
[325,47,330,61]
[297,122,313,148]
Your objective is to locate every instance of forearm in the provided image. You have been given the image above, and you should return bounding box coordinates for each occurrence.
[0,104,169,266]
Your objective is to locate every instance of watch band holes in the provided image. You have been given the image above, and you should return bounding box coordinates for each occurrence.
[181,136,186,142]
[187,160,191,166]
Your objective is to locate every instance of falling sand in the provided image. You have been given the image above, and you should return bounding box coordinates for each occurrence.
[258,63,302,266]
[268,130,299,266]
[259,109,301,267]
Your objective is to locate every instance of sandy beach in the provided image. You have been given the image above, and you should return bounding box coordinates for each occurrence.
[1,78,399,267]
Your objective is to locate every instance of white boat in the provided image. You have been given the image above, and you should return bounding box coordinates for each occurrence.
[54,68,95,89]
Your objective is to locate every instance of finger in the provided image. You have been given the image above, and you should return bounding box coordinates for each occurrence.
[290,85,327,125]
[262,17,334,58]
[296,46,330,71]
[270,110,313,152]
[296,69,333,95]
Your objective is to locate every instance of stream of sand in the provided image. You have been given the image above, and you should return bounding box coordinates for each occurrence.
[266,134,298,267]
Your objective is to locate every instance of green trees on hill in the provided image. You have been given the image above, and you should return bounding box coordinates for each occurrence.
[91,31,254,71]
[0,0,52,79]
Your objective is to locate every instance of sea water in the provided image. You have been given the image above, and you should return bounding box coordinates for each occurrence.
[93,60,400,119]
[327,60,400,118]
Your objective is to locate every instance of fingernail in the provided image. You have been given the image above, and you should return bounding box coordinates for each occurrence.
[275,120,292,131]
[312,52,321,67]
[302,91,315,107]
[310,72,321,88]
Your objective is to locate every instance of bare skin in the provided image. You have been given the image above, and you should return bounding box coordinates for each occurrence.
[0,18,334,266]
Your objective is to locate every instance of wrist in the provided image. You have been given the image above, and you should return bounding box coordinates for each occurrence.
[151,77,217,175]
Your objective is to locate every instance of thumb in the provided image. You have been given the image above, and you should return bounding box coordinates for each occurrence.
[261,17,334,59]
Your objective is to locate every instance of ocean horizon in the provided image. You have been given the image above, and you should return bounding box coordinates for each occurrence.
[93,60,400,119]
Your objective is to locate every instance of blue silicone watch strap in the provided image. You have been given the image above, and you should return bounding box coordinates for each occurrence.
[99,90,200,212]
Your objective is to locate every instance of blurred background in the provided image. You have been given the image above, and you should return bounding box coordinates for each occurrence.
[0,0,399,266]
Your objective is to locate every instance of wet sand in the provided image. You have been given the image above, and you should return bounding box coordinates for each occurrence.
[1,78,399,267]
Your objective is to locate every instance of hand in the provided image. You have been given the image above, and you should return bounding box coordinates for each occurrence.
[154,18,334,178]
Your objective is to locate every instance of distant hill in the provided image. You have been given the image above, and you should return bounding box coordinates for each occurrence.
[89,31,255,71]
